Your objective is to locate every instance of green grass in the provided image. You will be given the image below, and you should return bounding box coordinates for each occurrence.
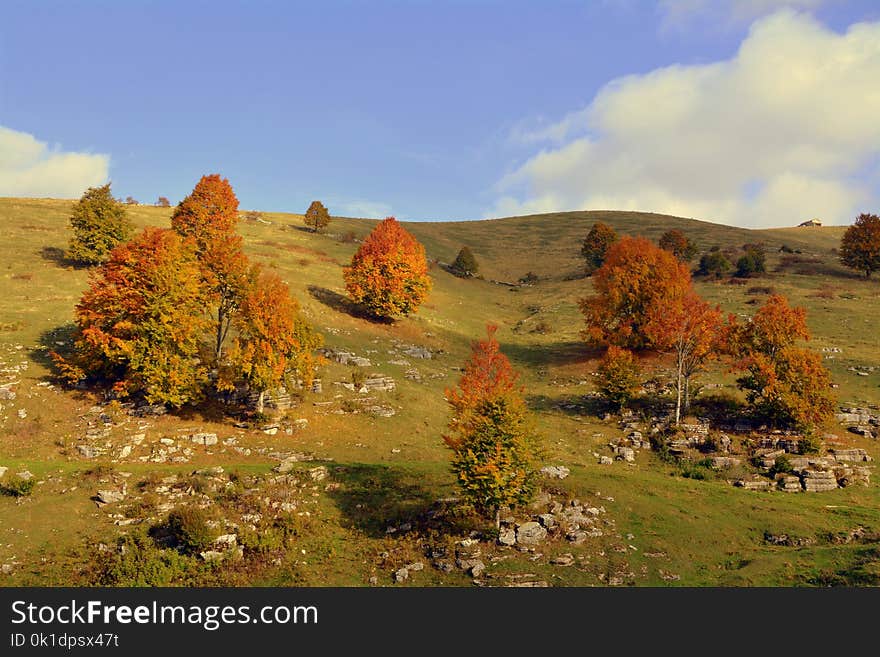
[0,197,878,587]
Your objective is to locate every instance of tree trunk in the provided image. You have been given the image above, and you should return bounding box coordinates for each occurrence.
[256,390,265,415]
[675,356,683,426]
[494,508,501,531]
[684,376,691,413]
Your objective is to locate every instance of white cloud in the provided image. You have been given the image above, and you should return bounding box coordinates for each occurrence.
[0,126,109,198]
[489,11,880,227]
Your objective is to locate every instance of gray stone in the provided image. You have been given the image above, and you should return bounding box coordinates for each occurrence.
[96,489,125,504]
[77,445,99,459]
[394,567,409,583]
[498,528,516,546]
[614,446,635,462]
[0,387,16,401]
[802,469,839,492]
[516,521,547,546]
[538,513,557,530]
[550,553,575,566]
[190,433,218,446]
[540,465,570,479]
[0,466,7,479]
[830,448,871,462]
[200,550,224,563]
[309,466,329,481]
[16,470,33,481]
[566,530,588,545]
[403,346,432,359]
[735,476,771,491]
[469,560,486,577]
[710,456,742,469]
[598,456,613,465]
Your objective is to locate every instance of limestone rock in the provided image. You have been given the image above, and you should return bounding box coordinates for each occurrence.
[540,465,570,479]
[516,521,547,546]
[498,528,516,546]
[77,445,99,459]
[190,433,218,446]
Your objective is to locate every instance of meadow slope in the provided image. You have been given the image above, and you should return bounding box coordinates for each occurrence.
[0,197,878,587]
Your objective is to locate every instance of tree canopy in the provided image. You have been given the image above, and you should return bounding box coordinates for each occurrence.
[66,183,133,265]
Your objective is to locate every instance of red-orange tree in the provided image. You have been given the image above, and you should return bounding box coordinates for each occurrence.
[443,325,540,526]
[581,236,692,349]
[658,229,698,262]
[343,217,432,319]
[645,291,722,424]
[726,294,835,431]
[840,213,880,278]
[52,228,209,407]
[226,268,323,414]
[171,174,248,362]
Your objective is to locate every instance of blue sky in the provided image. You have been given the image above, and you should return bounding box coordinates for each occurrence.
[1,0,879,226]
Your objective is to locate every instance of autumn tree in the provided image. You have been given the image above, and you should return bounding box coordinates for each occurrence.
[595,345,640,410]
[581,222,618,275]
[451,246,479,277]
[840,213,880,278]
[726,294,835,432]
[156,197,171,207]
[225,268,323,414]
[66,183,133,265]
[124,196,138,205]
[303,200,330,233]
[443,325,540,527]
[658,229,698,263]
[343,217,432,319]
[645,291,722,424]
[53,228,209,407]
[581,236,692,349]
[171,174,248,363]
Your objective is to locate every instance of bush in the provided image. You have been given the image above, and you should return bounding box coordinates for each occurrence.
[798,434,821,455]
[736,243,767,277]
[696,251,731,279]
[0,474,35,497]
[769,455,793,476]
[66,183,133,265]
[94,534,203,586]
[595,346,640,410]
[165,507,218,554]
[519,271,539,285]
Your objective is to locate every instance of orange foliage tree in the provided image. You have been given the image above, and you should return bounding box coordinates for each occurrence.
[226,268,323,414]
[645,291,722,424]
[726,294,835,431]
[343,217,432,319]
[581,236,692,349]
[443,325,540,526]
[840,212,880,278]
[171,174,248,362]
[52,228,209,407]
[658,229,698,263]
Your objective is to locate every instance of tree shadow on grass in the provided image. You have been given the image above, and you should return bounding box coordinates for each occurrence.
[500,340,599,368]
[527,392,607,418]
[31,323,78,372]
[307,285,392,324]
[325,463,458,539]
[39,246,87,269]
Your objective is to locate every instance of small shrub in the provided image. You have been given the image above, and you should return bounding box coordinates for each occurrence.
[798,434,821,455]
[165,507,218,554]
[94,534,203,586]
[339,230,358,244]
[519,272,539,285]
[350,368,367,389]
[0,474,35,497]
[769,455,793,476]
[747,286,775,295]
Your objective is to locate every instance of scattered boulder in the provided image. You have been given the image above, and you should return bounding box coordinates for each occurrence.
[0,466,7,479]
[598,456,613,465]
[710,456,741,469]
[96,489,126,504]
[403,346,432,360]
[516,521,547,546]
[801,469,838,492]
[735,476,771,491]
[498,528,516,546]
[550,553,575,566]
[76,445,99,459]
[190,433,218,447]
[540,465,570,480]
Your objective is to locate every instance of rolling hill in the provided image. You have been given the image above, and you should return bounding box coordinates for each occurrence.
[0,196,878,587]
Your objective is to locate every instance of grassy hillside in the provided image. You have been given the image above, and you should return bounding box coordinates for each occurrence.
[1,197,878,587]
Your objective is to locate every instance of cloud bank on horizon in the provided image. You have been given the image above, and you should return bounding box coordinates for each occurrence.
[0,126,109,199]
[490,10,880,228]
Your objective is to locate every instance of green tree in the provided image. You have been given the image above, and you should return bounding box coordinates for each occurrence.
[304,200,331,233]
[443,325,541,527]
[581,222,618,275]
[840,213,880,278]
[735,243,766,278]
[66,183,133,265]
[595,345,640,410]
[696,249,731,279]
[451,246,479,277]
